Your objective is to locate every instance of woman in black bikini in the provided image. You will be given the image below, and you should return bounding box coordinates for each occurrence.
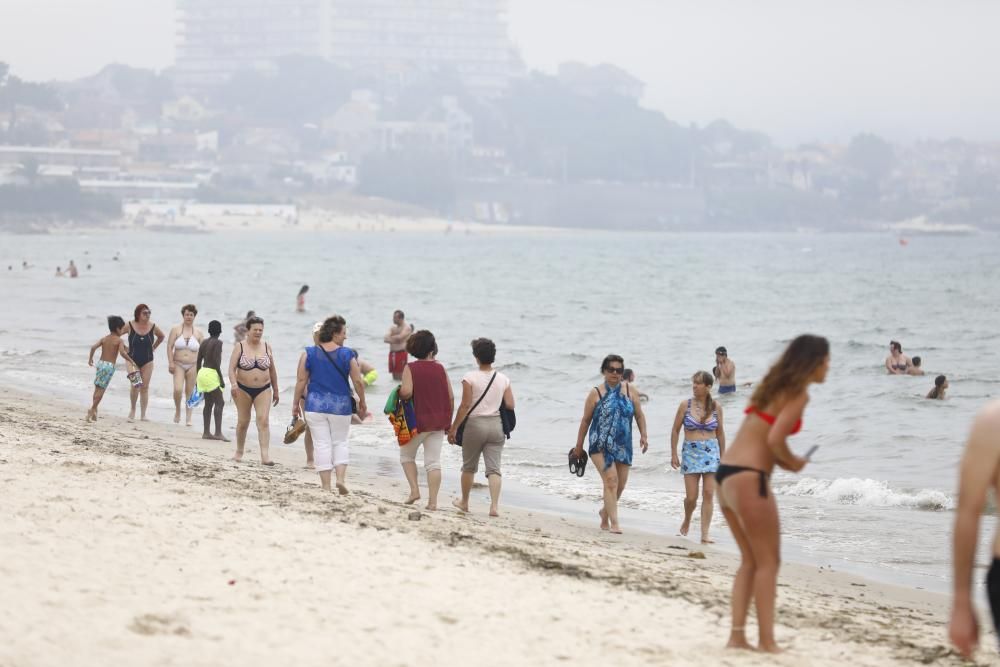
[227,315,279,465]
[716,334,829,654]
[126,303,165,422]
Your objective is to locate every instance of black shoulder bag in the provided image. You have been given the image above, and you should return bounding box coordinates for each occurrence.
[455,372,496,446]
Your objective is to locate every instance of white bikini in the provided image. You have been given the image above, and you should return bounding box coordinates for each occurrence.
[173,330,200,372]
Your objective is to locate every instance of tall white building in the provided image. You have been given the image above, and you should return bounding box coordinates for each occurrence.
[174,0,517,98]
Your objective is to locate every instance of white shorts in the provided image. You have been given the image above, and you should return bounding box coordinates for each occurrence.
[398,430,444,471]
[304,411,351,472]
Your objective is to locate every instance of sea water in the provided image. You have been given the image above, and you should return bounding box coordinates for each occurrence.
[3,228,999,592]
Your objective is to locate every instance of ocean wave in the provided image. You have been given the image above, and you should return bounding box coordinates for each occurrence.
[504,459,564,470]
[1,348,47,358]
[498,361,531,371]
[776,477,954,511]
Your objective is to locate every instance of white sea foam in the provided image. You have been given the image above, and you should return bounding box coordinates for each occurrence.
[776,477,954,511]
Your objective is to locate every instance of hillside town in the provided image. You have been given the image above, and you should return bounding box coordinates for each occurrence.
[1,0,999,232]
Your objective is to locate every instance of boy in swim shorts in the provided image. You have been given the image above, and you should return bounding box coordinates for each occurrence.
[87,315,135,422]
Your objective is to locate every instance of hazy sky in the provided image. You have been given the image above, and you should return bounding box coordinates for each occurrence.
[1,0,999,145]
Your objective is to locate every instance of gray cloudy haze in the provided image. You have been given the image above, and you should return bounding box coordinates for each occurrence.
[2,0,999,145]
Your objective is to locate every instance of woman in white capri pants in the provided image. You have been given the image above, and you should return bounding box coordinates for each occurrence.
[292,315,368,494]
[399,329,454,511]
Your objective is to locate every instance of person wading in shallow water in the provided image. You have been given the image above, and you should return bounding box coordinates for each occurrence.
[671,370,726,544]
[573,354,649,535]
[384,309,414,381]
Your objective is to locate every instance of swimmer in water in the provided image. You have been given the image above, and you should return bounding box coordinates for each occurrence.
[885,340,910,375]
[908,356,925,376]
[296,285,309,312]
[714,346,737,394]
[927,375,948,399]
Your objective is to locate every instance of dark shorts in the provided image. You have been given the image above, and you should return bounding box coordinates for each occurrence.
[718,385,736,394]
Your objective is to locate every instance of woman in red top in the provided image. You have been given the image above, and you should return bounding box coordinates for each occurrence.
[716,334,829,654]
[399,330,454,511]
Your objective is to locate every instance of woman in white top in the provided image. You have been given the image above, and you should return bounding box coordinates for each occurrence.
[166,304,204,426]
[448,338,515,517]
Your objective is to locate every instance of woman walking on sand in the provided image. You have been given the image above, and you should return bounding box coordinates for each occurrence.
[166,304,204,426]
[716,334,829,653]
[227,315,279,465]
[291,315,368,493]
[448,338,515,517]
[573,354,649,534]
[398,330,453,510]
[126,304,165,422]
[670,371,726,544]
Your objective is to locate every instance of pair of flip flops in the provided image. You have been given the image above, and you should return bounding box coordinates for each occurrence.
[568,448,588,477]
[283,416,307,444]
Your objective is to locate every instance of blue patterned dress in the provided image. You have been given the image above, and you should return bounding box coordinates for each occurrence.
[588,382,635,469]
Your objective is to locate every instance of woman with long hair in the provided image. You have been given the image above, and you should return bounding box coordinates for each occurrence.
[227,315,279,465]
[716,334,829,653]
[670,370,726,543]
[573,354,649,534]
[166,304,204,426]
[126,304,165,422]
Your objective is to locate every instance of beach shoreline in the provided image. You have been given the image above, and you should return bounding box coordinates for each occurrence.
[0,386,977,665]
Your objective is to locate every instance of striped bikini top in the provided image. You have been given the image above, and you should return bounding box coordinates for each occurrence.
[683,399,718,431]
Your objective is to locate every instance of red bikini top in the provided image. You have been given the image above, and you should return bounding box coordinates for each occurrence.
[745,406,802,435]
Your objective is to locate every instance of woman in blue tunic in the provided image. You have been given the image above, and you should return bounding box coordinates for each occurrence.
[573,354,649,534]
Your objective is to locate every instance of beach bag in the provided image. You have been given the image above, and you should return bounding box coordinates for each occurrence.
[499,403,516,439]
[186,388,204,409]
[454,372,497,446]
[127,368,144,390]
[385,385,418,446]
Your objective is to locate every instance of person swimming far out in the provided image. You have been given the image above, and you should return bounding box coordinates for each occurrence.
[928,375,948,400]
[908,356,925,376]
[296,285,309,312]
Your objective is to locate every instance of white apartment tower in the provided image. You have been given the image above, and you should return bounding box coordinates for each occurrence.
[174,0,516,98]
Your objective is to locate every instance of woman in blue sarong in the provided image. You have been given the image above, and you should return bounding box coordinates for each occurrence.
[573,354,649,534]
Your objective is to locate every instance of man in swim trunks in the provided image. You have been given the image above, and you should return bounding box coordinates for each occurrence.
[950,401,1000,659]
[384,309,414,381]
[87,315,135,422]
[714,347,737,394]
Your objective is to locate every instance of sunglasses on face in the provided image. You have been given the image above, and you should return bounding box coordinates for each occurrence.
[606,367,624,375]
[142,310,151,315]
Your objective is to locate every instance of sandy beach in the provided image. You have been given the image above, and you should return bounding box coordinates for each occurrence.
[0,386,979,666]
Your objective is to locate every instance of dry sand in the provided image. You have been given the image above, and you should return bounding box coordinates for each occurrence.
[0,387,984,666]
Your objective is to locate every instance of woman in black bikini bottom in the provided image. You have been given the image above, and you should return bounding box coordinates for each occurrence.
[228,316,279,465]
[715,334,829,654]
